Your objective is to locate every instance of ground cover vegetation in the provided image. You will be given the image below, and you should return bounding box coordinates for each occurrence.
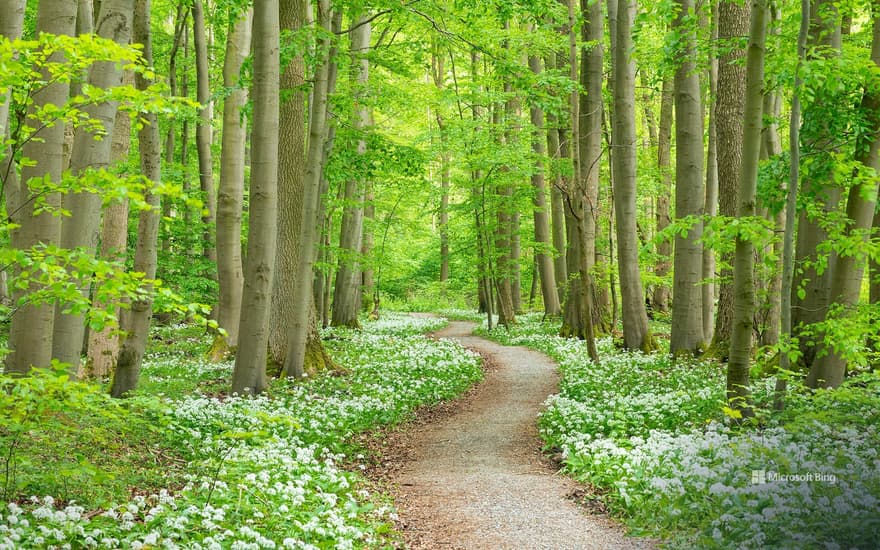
[481,314,880,549]
[0,314,482,548]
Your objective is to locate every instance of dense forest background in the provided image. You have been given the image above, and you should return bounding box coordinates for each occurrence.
[3,0,879,402]
[1,0,880,546]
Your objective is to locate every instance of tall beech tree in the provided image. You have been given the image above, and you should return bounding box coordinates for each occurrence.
[432,48,451,288]
[710,0,750,358]
[528,54,561,318]
[495,35,518,328]
[214,9,252,352]
[670,0,706,356]
[807,1,880,388]
[561,0,601,358]
[85,73,134,378]
[52,0,134,371]
[110,0,163,397]
[728,0,769,416]
[703,8,719,343]
[791,0,843,369]
[611,0,653,351]
[269,0,309,372]
[653,78,673,314]
[5,0,77,375]
[332,13,371,328]
[231,0,280,395]
[192,0,215,263]
[282,1,337,379]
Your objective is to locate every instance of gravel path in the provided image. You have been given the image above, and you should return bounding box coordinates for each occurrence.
[389,320,654,549]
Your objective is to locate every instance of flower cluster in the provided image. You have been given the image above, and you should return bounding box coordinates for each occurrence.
[483,318,880,548]
[0,313,481,548]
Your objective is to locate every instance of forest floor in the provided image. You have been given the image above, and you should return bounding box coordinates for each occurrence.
[374,319,654,549]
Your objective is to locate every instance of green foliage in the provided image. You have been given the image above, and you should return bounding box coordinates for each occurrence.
[0,366,180,507]
[796,302,880,370]
[0,32,204,355]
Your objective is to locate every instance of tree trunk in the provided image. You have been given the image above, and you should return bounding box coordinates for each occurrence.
[0,0,25,188]
[213,9,252,354]
[192,0,216,263]
[703,7,719,342]
[161,5,185,259]
[281,3,338,379]
[546,49,567,304]
[728,0,768,416]
[579,0,603,336]
[5,0,77,375]
[52,0,134,371]
[230,0,280,396]
[493,27,518,327]
[547,108,568,304]
[433,49,450,287]
[710,0,750,359]
[85,73,134,378]
[611,0,653,351]
[313,124,336,329]
[558,46,584,336]
[331,13,371,328]
[109,0,162,396]
[653,78,673,313]
[562,0,602,348]
[469,52,491,322]
[872,207,880,305]
[775,0,811,409]
[759,80,784,348]
[510,211,522,312]
[670,0,706,356]
[0,0,25,151]
[807,3,880,388]
[791,0,843,369]
[361,178,375,314]
[268,0,308,372]
[180,24,195,257]
[528,55,561,317]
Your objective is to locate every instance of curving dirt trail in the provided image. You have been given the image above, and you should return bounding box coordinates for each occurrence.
[387,320,654,549]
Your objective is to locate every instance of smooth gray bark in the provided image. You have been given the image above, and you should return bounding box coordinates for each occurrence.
[653,79,674,313]
[432,50,450,286]
[214,9,251,350]
[192,0,216,263]
[703,8,719,342]
[331,14,371,328]
[109,0,162,396]
[808,2,880,388]
[791,0,843,368]
[670,0,706,356]
[0,0,24,126]
[611,0,653,351]
[529,55,561,317]
[85,72,133,378]
[230,0,280,395]
[5,0,77,374]
[52,0,134,371]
